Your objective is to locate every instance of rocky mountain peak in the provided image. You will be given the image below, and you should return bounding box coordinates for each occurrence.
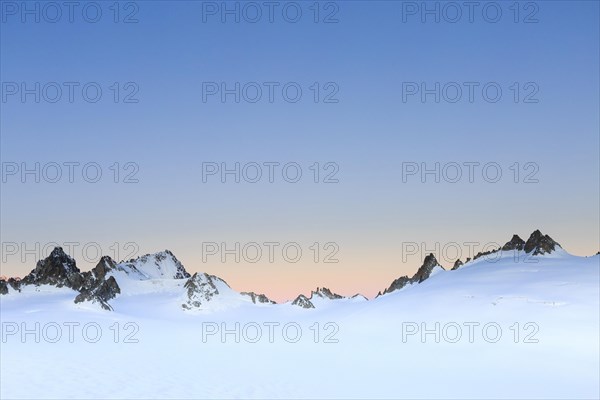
[382,253,445,295]
[91,256,117,280]
[502,234,526,251]
[451,259,463,270]
[22,246,82,290]
[412,253,443,283]
[118,250,190,280]
[181,272,221,310]
[291,294,315,309]
[524,230,560,255]
[311,287,344,300]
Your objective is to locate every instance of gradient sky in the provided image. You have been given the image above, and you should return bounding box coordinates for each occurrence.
[1,0,599,302]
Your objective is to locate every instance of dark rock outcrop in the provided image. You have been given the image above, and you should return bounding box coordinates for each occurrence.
[291,287,349,308]
[382,275,411,295]
[291,294,315,309]
[451,259,463,270]
[524,230,560,255]
[412,253,443,283]
[74,257,121,310]
[0,277,18,295]
[382,253,445,295]
[502,235,525,251]
[3,248,121,310]
[21,247,83,290]
[74,276,121,311]
[311,287,344,300]
[242,291,276,304]
[181,272,223,309]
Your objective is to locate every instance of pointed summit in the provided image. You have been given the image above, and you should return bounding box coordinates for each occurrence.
[91,256,117,281]
[22,247,83,290]
[524,230,560,255]
[181,272,222,310]
[502,234,526,251]
[451,259,463,270]
[412,253,444,283]
[117,250,190,280]
[291,294,315,309]
[382,253,445,295]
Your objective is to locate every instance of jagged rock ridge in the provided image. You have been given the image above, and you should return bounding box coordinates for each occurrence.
[241,291,276,304]
[0,248,122,310]
[381,253,444,296]
[524,230,560,255]
[290,286,366,308]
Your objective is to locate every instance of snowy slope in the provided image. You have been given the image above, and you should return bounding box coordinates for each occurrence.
[1,237,598,399]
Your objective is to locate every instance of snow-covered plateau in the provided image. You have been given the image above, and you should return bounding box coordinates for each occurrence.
[1,230,598,399]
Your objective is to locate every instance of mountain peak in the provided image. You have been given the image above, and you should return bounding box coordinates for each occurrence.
[291,294,315,309]
[181,272,221,310]
[382,253,444,295]
[311,287,344,300]
[502,234,526,251]
[92,256,117,280]
[524,230,560,255]
[412,253,443,283]
[49,246,71,259]
[451,259,463,270]
[117,250,190,280]
[22,247,82,290]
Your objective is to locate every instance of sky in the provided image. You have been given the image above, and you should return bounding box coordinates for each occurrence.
[1,0,599,302]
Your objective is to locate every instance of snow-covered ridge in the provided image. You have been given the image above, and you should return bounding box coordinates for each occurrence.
[0,230,596,312]
[115,250,190,280]
[290,287,368,309]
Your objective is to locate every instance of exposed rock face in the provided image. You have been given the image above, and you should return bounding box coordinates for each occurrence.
[382,275,411,295]
[1,248,121,310]
[291,294,315,309]
[241,291,276,304]
[473,248,499,261]
[524,230,560,255]
[291,287,347,308]
[92,256,117,280]
[181,272,222,310]
[311,287,344,300]
[21,247,83,290]
[0,276,18,295]
[74,257,121,310]
[502,235,526,251]
[451,259,463,271]
[382,254,444,295]
[412,254,443,283]
[7,278,21,292]
[74,276,121,311]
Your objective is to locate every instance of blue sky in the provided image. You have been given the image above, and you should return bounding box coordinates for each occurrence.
[1,1,598,300]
